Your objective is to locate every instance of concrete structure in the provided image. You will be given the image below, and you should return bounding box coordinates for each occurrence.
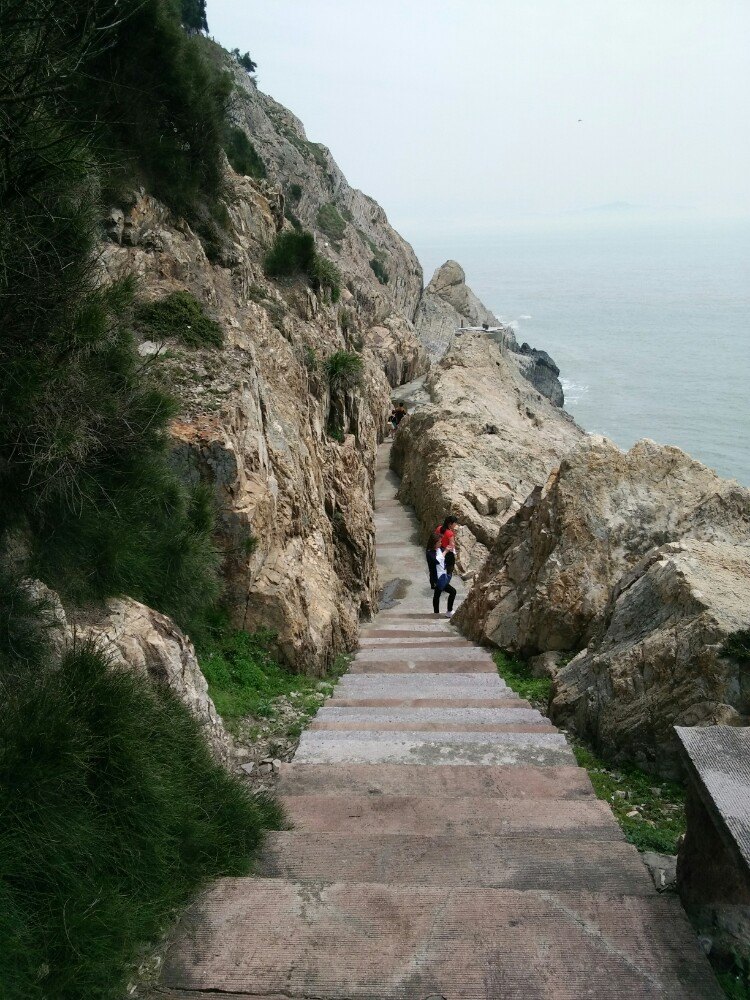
[159,441,721,998]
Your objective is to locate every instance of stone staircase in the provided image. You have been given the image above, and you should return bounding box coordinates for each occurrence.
[159,441,722,999]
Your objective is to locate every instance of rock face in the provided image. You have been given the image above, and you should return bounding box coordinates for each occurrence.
[456,435,750,775]
[512,343,564,408]
[391,333,582,574]
[414,261,565,408]
[102,60,429,673]
[415,260,501,360]
[83,598,234,765]
[232,76,424,325]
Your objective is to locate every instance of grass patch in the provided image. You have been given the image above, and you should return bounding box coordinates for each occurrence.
[0,643,282,1000]
[717,969,750,999]
[572,743,686,854]
[264,230,340,300]
[317,202,346,244]
[493,650,685,854]
[137,291,223,348]
[493,650,551,705]
[223,126,266,180]
[288,183,303,202]
[369,257,389,285]
[325,351,363,392]
[198,626,349,746]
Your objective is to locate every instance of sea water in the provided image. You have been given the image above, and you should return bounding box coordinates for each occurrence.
[411,215,750,486]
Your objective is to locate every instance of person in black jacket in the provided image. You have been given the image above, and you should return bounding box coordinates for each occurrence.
[425,530,457,616]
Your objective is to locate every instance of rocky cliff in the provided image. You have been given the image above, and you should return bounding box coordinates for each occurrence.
[455,435,750,775]
[391,333,582,573]
[103,60,429,674]
[415,260,565,406]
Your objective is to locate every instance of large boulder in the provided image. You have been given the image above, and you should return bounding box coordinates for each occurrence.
[414,260,503,362]
[391,333,582,575]
[456,435,750,775]
[552,540,750,775]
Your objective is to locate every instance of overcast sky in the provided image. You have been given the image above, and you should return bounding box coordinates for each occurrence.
[207,1,750,239]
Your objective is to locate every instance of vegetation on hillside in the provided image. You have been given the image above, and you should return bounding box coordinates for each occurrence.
[0,636,282,1000]
[370,256,390,284]
[493,651,686,854]
[224,125,267,179]
[198,624,348,748]
[137,291,224,348]
[325,351,364,391]
[264,230,341,300]
[0,2,279,996]
[317,202,347,245]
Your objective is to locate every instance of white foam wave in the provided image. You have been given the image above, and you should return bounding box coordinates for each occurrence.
[561,379,589,405]
[519,314,532,320]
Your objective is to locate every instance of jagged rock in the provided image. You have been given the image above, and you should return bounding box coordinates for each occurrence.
[230,75,423,324]
[529,651,561,679]
[34,592,234,765]
[101,76,428,672]
[414,260,503,361]
[391,334,582,576]
[456,434,750,775]
[514,343,564,408]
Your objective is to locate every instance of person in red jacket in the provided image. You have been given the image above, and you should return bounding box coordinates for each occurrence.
[435,515,458,575]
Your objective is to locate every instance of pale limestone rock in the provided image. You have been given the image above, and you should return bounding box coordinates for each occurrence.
[414,260,504,362]
[456,433,750,775]
[391,333,582,575]
[551,539,750,776]
[82,598,234,765]
[101,80,427,672]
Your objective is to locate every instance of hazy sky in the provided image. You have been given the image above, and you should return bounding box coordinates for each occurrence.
[207,1,750,238]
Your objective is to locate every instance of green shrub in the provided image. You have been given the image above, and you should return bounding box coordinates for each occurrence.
[370,257,389,285]
[264,230,317,277]
[303,346,319,372]
[327,421,346,443]
[223,126,266,179]
[137,291,224,348]
[289,183,303,202]
[572,743,686,854]
[0,642,282,1000]
[325,351,363,392]
[493,651,552,705]
[723,629,750,663]
[310,254,342,301]
[230,48,257,74]
[317,202,346,244]
[264,231,340,300]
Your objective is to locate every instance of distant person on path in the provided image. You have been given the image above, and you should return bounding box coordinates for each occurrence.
[387,402,407,436]
[426,530,457,617]
[436,515,459,575]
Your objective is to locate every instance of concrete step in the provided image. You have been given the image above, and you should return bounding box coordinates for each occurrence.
[360,627,460,638]
[315,706,546,724]
[277,763,595,799]
[359,635,471,646]
[354,645,494,662]
[336,674,511,699]
[280,793,622,837]
[161,881,722,999]
[349,658,497,673]
[327,696,528,708]
[310,720,558,733]
[294,729,575,766]
[258,833,656,892]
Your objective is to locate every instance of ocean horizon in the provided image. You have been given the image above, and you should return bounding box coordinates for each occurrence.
[410,214,750,487]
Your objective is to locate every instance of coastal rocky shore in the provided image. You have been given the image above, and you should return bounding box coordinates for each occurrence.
[77,45,749,780]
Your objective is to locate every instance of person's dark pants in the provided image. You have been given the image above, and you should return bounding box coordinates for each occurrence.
[444,550,456,575]
[433,582,456,614]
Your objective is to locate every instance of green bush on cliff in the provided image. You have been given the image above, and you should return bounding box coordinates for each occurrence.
[0,640,282,1000]
[325,351,363,391]
[264,230,341,300]
[137,290,224,348]
[369,256,390,285]
[317,202,347,244]
[223,125,266,179]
